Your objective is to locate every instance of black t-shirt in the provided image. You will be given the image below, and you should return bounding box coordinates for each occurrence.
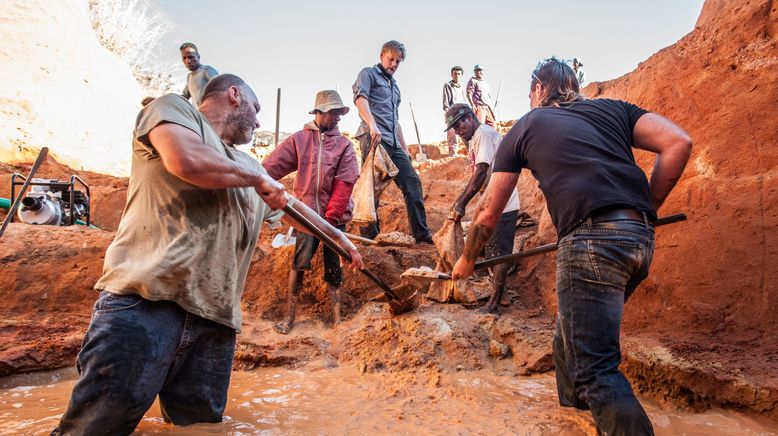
[493,98,656,238]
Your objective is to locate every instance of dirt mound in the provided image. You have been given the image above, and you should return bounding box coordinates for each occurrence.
[0,224,112,375]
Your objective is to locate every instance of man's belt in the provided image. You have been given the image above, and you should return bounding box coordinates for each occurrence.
[589,208,645,224]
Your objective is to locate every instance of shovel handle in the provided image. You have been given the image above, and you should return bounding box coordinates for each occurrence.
[472,212,688,271]
[281,201,401,300]
[345,232,378,246]
[0,147,48,239]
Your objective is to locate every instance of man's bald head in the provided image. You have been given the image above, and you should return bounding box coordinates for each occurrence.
[200,74,253,104]
[198,74,260,145]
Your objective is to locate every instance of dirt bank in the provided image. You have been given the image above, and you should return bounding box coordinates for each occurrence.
[584,0,778,418]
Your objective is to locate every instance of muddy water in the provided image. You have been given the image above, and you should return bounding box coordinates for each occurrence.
[1,366,776,435]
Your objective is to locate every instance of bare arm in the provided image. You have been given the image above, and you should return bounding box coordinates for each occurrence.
[147,123,287,209]
[355,96,382,148]
[449,163,490,221]
[632,113,692,211]
[280,196,364,270]
[397,124,409,156]
[451,171,519,279]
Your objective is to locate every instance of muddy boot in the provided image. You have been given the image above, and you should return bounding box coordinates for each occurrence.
[328,283,341,325]
[275,270,303,335]
[477,264,508,314]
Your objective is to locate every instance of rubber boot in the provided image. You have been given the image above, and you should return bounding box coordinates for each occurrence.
[275,270,304,335]
[328,283,341,325]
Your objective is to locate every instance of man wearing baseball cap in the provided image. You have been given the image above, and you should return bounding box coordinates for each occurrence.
[263,90,360,334]
[466,64,497,127]
[444,103,521,313]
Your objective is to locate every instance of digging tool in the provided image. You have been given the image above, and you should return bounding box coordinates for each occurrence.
[271,227,296,248]
[409,101,427,163]
[493,80,503,121]
[402,213,688,281]
[0,147,48,239]
[281,199,419,315]
[345,232,377,246]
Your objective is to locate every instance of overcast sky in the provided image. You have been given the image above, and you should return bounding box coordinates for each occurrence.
[149,0,704,143]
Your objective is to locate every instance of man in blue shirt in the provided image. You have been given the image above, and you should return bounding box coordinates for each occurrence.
[352,40,433,243]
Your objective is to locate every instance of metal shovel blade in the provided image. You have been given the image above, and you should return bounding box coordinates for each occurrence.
[415,152,428,163]
[271,228,296,248]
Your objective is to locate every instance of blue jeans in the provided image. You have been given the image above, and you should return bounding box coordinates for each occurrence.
[358,136,431,241]
[52,291,236,436]
[553,218,655,436]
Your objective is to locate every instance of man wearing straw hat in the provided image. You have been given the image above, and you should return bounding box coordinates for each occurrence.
[263,90,360,334]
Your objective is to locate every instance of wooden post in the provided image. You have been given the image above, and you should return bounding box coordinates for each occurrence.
[275,88,281,146]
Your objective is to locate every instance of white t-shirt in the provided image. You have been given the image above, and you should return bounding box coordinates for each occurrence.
[471,124,520,213]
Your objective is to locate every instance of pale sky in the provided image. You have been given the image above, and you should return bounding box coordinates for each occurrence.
[150,0,704,143]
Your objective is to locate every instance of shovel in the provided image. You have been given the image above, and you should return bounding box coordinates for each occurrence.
[402,212,688,282]
[0,147,48,239]
[281,200,419,315]
[271,227,296,248]
[409,101,427,163]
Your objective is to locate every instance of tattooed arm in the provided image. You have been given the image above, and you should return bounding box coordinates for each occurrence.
[451,172,520,279]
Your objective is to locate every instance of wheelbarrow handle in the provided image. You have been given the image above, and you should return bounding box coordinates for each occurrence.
[281,199,401,300]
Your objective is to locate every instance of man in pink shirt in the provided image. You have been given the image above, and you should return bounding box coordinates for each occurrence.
[263,90,360,334]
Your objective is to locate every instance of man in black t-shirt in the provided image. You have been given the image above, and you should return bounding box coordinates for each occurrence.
[452,57,692,436]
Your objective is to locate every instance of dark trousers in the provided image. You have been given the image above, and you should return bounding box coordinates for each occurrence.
[553,218,655,436]
[485,210,518,298]
[293,225,345,286]
[358,136,430,240]
[53,292,236,436]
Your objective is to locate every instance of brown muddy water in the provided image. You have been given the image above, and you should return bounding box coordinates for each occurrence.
[1,366,776,435]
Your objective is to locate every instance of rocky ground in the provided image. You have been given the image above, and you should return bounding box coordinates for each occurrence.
[1,144,776,422]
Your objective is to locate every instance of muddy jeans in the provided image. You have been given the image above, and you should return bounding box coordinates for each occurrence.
[358,136,431,241]
[553,218,655,436]
[52,291,236,436]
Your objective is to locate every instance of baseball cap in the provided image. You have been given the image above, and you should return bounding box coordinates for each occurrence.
[444,104,473,131]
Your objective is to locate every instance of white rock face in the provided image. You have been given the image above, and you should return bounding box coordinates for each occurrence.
[0,0,144,176]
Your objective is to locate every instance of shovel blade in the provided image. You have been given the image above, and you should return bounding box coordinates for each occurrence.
[271,233,296,248]
[386,282,421,316]
[415,153,428,163]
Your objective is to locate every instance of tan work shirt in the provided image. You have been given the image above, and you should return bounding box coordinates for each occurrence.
[95,94,279,331]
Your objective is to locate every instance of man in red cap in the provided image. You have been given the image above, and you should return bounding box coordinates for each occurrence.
[263,90,360,334]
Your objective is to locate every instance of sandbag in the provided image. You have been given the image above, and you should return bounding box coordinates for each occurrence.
[426,219,476,304]
[352,143,399,224]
